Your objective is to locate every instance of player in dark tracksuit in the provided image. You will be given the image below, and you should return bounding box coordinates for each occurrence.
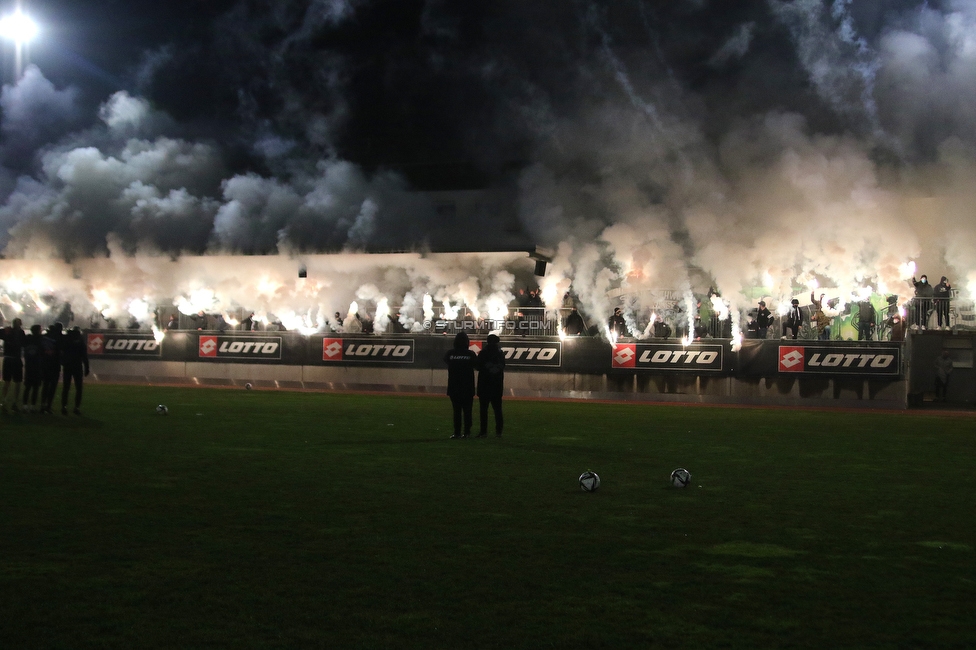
[22,324,43,411]
[0,318,27,413]
[40,322,63,415]
[61,327,90,415]
[476,334,506,438]
[444,332,476,439]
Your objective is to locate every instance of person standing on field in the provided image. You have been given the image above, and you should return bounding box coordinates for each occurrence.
[0,318,27,413]
[443,332,476,439]
[22,324,43,412]
[61,326,90,415]
[39,322,63,415]
[476,334,505,438]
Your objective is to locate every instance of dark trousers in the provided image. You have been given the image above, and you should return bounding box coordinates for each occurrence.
[858,323,873,341]
[479,393,503,435]
[62,365,84,409]
[23,367,41,406]
[756,327,768,339]
[936,299,950,327]
[41,367,60,410]
[935,377,949,401]
[450,395,473,435]
[914,299,931,327]
[782,323,799,339]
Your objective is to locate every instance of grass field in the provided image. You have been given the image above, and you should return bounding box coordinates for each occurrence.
[1,385,974,649]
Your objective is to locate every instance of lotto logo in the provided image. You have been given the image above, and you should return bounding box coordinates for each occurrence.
[87,334,105,354]
[779,346,805,372]
[322,338,343,361]
[468,341,483,355]
[199,336,218,358]
[612,343,636,368]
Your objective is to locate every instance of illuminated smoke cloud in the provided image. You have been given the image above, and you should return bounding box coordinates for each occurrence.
[1,2,976,338]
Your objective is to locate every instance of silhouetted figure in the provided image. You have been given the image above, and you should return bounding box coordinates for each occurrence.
[22,324,42,411]
[782,299,802,340]
[564,307,585,336]
[476,334,505,438]
[934,276,951,329]
[61,327,90,415]
[40,323,63,414]
[608,307,627,338]
[755,301,773,339]
[934,350,953,402]
[0,317,26,413]
[443,332,476,439]
[912,275,933,329]
[857,301,876,341]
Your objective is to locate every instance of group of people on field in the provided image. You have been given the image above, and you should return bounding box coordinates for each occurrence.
[0,319,90,415]
[443,332,505,439]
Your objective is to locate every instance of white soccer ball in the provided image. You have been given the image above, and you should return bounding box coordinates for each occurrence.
[245,383,253,390]
[670,468,691,488]
[579,471,601,492]
[156,404,168,415]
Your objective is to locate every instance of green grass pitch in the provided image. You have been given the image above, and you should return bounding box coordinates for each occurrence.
[1,385,974,649]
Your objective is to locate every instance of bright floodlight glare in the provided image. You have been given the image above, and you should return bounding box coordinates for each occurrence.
[0,11,39,45]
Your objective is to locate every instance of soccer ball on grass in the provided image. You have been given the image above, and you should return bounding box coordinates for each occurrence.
[670,468,691,488]
[579,471,601,492]
[156,404,168,415]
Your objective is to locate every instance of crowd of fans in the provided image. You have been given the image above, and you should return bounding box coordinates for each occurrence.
[22,274,954,343]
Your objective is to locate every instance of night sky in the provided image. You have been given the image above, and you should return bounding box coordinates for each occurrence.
[0,0,973,289]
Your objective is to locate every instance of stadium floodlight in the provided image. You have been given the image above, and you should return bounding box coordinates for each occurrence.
[0,10,38,46]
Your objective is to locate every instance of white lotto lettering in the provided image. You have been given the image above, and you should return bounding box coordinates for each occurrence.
[651,350,671,363]
[821,354,844,367]
[355,345,372,356]
[524,348,541,360]
[393,345,410,357]
[263,342,278,354]
[219,342,230,352]
[229,342,244,353]
[240,342,255,353]
[697,351,718,365]
[669,351,686,363]
[871,355,894,368]
[843,354,861,367]
[537,348,556,361]
[857,354,876,367]
[683,351,700,363]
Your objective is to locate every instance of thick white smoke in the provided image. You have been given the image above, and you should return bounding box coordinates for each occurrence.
[0,3,975,341]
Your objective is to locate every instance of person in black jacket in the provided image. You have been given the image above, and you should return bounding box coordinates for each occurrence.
[608,307,627,338]
[476,334,506,438]
[39,322,63,415]
[781,299,802,339]
[563,307,585,336]
[755,301,773,339]
[61,327,90,415]
[444,332,476,439]
[22,324,43,412]
[911,275,933,329]
[934,276,952,329]
[0,317,26,413]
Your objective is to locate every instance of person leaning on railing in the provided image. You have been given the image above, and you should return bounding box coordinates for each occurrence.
[911,275,933,329]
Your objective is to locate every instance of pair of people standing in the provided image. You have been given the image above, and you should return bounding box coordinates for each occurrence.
[443,332,505,439]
